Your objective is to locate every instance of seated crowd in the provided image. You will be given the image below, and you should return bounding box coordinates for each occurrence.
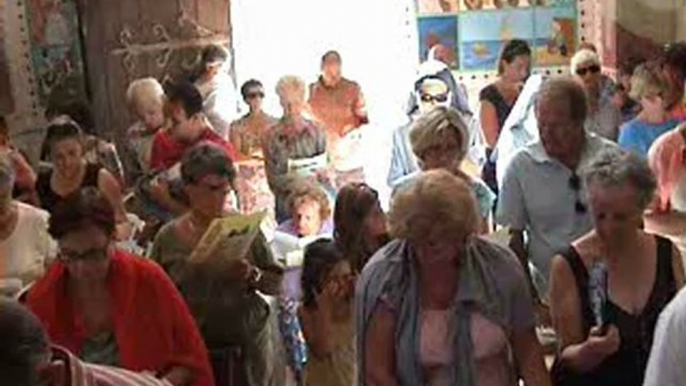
[2,40,686,386]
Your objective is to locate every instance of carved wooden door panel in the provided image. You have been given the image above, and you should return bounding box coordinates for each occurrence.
[77,0,231,145]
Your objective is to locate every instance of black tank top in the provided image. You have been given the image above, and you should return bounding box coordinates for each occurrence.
[560,236,677,386]
[37,163,101,214]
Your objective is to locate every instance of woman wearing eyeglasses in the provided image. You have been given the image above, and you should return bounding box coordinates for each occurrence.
[230,79,277,215]
[150,142,284,386]
[479,39,531,194]
[572,49,621,142]
[549,148,684,386]
[25,187,214,386]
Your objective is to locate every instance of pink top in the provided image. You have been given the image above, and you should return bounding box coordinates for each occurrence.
[648,125,686,211]
[420,310,514,386]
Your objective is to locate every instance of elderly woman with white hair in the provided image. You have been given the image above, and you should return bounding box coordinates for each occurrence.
[571,49,621,141]
[549,147,684,386]
[263,75,327,223]
[125,77,167,183]
[357,170,550,386]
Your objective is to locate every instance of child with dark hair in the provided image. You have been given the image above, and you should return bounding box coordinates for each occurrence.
[298,239,356,386]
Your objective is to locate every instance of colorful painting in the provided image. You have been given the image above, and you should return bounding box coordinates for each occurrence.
[460,0,543,11]
[533,5,577,66]
[459,9,534,71]
[418,16,459,69]
[416,0,459,15]
[26,0,87,108]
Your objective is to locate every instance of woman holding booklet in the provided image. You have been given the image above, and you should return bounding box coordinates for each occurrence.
[150,142,284,386]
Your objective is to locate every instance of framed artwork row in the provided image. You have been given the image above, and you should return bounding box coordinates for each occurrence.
[416,0,577,71]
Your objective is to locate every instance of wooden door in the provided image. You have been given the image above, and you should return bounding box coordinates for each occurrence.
[77,0,231,145]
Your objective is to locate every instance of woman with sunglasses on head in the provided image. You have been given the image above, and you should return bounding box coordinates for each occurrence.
[150,142,284,386]
[299,239,356,386]
[334,182,389,273]
[572,49,621,142]
[230,79,277,215]
[479,39,532,194]
[549,148,684,386]
[25,187,214,386]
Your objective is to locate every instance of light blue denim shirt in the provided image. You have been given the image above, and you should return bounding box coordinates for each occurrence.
[496,133,617,292]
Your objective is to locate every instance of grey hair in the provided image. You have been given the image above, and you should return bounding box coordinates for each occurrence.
[583,147,657,210]
[180,142,236,186]
[275,75,308,104]
[536,75,589,125]
[0,299,50,386]
[410,106,470,166]
[126,78,165,109]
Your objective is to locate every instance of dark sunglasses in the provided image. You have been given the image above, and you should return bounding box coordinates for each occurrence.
[246,91,265,100]
[569,174,588,214]
[420,93,449,104]
[58,246,109,263]
[576,65,601,76]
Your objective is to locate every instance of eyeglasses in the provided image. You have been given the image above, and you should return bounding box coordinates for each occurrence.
[569,174,588,214]
[420,93,449,104]
[246,91,265,100]
[576,65,601,76]
[58,246,109,263]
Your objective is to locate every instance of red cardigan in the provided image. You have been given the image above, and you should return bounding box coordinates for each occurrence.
[27,250,215,386]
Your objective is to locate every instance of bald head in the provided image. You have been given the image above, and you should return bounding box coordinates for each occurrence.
[0,298,49,386]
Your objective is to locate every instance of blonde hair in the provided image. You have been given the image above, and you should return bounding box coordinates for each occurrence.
[286,179,331,220]
[630,63,670,101]
[276,75,307,104]
[409,106,470,166]
[126,78,165,110]
[570,49,601,74]
[389,170,479,243]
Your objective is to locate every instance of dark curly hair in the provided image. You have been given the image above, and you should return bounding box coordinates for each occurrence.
[181,141,236,186]
[301,239,346,309]
[49,187,116,239]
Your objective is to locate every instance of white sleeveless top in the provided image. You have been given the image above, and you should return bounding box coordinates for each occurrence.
[0,203,55,285]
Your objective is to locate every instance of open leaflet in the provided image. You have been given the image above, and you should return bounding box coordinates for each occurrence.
[188,211,267,265]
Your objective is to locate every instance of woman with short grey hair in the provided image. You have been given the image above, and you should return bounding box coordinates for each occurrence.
[150,142,284,386]
[264,75,327,223]
[549,147,684,386]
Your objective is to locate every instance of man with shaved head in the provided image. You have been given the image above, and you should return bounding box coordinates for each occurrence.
[0,298,173,386]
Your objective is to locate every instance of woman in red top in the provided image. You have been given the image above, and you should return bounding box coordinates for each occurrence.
[26,188,214,386]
